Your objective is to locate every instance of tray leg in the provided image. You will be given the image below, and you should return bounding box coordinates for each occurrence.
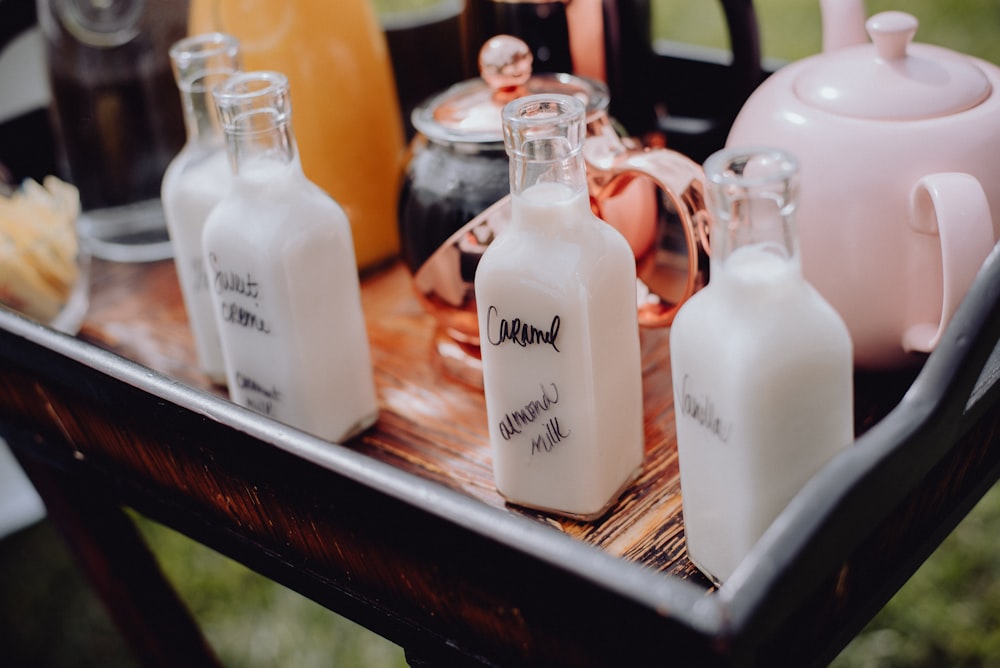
[12,445,222,668]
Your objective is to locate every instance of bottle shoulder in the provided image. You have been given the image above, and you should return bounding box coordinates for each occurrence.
[482,206,632,264]
[163,149,231,197]
[205,175,351,247]
[671,278,853,362]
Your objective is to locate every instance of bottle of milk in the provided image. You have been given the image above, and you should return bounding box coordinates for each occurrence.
[474,94,645,520]
[202,71,378,442]
[162,33,241,385]
[669,147,854,585]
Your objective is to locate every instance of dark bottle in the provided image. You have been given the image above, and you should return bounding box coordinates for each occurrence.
[601,0,656,136]
[378,0,467,141]
[463,0,573,75]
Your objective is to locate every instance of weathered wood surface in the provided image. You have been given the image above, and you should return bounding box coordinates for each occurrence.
[72,257,921,588]
[76,257,711,584]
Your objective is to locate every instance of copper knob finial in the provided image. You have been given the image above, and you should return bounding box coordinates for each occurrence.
[479,35,533,92]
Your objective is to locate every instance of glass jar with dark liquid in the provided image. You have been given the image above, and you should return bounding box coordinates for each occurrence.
[398,133,508,276]
[37,0,187,262]
[399,35,611,384]
[401,34,613,278]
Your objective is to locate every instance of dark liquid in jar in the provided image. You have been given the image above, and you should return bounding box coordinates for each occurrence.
[41,0,186,211]
[48,63,184,210]
[398,138,510,274]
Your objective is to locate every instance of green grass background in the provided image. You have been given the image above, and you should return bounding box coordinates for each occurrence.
[2,1,999,666]
[655,0,1000,64]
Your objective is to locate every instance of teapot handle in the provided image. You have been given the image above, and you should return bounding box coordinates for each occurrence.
[902,173,995,353]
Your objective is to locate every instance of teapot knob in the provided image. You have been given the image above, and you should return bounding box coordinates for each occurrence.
[866,11,919,60]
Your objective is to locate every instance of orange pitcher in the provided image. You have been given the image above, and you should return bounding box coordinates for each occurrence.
[189,0,406,271]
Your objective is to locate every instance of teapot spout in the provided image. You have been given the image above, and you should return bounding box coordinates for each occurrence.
[820,0,869,52]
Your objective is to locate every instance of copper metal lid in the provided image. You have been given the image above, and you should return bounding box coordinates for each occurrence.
[411,34,610,145]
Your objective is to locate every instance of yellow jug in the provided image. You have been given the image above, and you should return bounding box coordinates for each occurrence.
[189,0,406,271]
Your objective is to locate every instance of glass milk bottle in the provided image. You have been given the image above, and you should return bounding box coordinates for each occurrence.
[669,147,854,585]
[203,71,378,442]
[475,94,644,520]
[161,32,241,385]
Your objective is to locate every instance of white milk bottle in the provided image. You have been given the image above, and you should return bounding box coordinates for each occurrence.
[162,33,241,384]
[475,94,644,520]
[202,71,378,442]
[670,147,854,584]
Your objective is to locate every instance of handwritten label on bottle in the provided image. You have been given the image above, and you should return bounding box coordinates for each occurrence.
[497,382,572,456]
[485,305,561,352]
[531,415,570,455]
[236,371,281,416]
[209,252,272,334]
[679,374,732,443]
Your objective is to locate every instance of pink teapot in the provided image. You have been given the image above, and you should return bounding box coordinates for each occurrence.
[726,3,999,368]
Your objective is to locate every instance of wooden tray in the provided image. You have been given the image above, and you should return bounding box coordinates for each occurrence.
[3,243,1000,666]
[80,257,712,581]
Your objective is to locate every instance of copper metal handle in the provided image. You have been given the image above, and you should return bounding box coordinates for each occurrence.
[585,124,711,327]
[413,127,712,346]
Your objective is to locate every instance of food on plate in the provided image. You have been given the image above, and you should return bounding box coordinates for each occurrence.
[0,176,81,323]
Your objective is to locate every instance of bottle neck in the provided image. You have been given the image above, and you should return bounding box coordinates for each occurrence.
[170,33,241,150]
[711,196,799,268]
[182,87,225,148]
[704,148,801,276]
[509,150,588,199]
[503,95,589,214]
[225,115,301,179]
[214,72,302,181]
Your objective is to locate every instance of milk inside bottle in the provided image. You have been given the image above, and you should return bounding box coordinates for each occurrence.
[202,71,378,442]
[669,147,854,584]
[475,94,645,520]
[162,32,241,384]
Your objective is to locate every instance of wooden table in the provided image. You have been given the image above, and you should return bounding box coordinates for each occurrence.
[2,240,999,666]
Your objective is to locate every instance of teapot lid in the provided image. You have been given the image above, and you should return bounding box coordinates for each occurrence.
[793,11,991,120]
[412,34,609,145]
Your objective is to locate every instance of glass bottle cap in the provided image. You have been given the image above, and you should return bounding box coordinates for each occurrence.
[412,34,609,145]
[794,12,990,120]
